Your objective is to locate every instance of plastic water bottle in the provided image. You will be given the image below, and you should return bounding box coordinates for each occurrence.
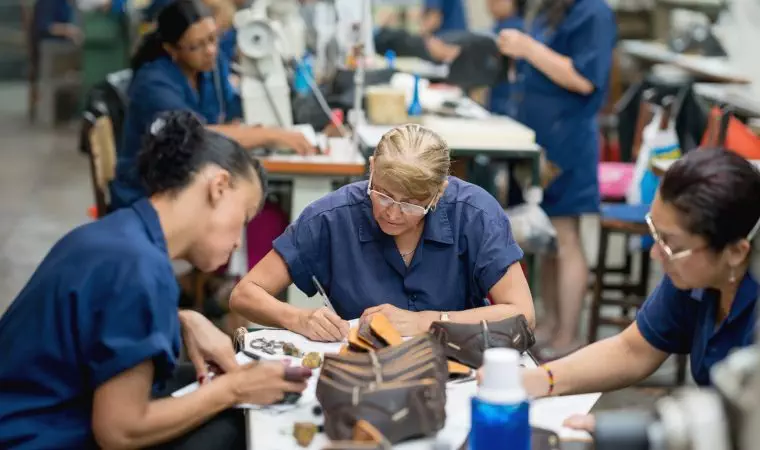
[294,53,313,96]
[407,74,423,117]
[470,348,530,450]
[384,49,396,70]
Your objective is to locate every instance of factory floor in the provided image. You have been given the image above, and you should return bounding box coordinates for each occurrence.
[0,81,682,417]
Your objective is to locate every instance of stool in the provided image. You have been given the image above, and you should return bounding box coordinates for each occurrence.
[588,203,688,385]
[588,203,652,344]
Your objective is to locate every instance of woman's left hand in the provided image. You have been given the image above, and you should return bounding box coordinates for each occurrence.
[497,29,537,59]
[360,304,432,336]
[179,310,239,380]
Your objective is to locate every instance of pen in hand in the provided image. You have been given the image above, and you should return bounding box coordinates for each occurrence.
[311,275,336,313]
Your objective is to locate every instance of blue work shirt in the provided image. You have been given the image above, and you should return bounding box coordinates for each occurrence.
[273,177,524,320]
[219,28,237,64]
[509,0,616,216]
[111,55,242,210]
[425,0,467,34]
[637,274,758,386]
[487,15,523,116]
[0,199,181,449]
[32,0,74,40]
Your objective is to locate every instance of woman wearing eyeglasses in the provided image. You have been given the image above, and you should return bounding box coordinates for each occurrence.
[506,149,759,408]
[111,0,314,211]
[230,124,536,341]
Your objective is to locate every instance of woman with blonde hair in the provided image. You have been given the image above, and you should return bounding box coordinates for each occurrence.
[230,124,535,341]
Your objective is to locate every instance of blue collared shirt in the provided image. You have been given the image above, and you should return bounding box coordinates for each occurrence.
[111,55,242,210]
[636,274,758,385]
[0,199,181,449]
[273,177,524,319]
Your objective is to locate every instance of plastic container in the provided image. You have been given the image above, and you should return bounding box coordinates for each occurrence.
[407,74,423,117]
[470,348,531,450]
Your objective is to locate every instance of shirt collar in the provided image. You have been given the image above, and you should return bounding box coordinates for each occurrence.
[356,197,454,245]
[132,198,169,254]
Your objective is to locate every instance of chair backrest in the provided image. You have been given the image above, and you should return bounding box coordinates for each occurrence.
[87,116,117,217]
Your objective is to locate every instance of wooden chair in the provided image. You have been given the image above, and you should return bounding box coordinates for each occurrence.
[86,116,117,217]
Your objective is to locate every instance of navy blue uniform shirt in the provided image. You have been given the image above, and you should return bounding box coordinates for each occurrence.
[111,55,242,210]
[0,199,181,449]
[273,177,524,319]
[425,0,467,34]
[636,274,758,385]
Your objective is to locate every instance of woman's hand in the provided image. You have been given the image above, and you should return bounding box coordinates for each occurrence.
[293,307,350,342]
[497,29,537,59]
[179,310,239,379]
[360,304,433,336]
[563,414,596,433]
[226,361,308,405]
[269,129,316,155]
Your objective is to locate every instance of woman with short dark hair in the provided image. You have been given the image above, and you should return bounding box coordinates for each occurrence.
[0,111,306,450]
[505,148,759,400]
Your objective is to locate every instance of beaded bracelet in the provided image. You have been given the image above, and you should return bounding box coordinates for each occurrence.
[540,364,555,396]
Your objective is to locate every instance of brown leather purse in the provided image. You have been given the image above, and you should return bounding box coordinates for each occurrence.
[347,315,472,377]
[428,315,536,369]
[316,334,448,445]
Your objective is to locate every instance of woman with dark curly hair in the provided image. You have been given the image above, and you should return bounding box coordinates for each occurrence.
[0,111,306,450]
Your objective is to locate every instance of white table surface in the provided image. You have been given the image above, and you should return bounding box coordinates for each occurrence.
[693,83,760,118]
[619,40,750,84]
[357,115,540,155]
[197,324,602,450]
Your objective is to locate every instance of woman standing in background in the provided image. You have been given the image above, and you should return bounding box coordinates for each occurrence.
[497,0,617,358]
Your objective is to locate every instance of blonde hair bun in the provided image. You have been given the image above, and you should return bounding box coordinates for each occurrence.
[374,124,451,200]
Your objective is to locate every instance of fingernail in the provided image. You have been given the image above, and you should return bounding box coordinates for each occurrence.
[198,374,207,385]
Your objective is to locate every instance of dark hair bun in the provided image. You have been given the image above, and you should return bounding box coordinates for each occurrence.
[137,110,205,194]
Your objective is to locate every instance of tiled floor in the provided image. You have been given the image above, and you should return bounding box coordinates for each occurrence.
[0,81,677,415]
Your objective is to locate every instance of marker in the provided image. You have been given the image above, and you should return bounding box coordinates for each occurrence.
[311,276,336,313]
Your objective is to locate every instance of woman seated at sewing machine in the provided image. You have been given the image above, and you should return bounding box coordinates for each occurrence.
[507,149,760,429]
[111,0,314,211]
[0,111,306,449]
[230,123,535,342]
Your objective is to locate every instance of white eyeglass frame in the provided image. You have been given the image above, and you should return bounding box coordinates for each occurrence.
[366,171,436,217]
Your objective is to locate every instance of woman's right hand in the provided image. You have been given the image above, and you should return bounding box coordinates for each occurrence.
[269,129,316,155]
[293,307,350,342]
[227,362,308,405]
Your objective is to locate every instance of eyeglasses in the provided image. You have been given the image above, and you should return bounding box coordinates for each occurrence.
[645,213,696,261]
[366,172,435,217]
[646,213,760,262]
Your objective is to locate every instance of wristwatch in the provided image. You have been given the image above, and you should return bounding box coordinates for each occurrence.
[439,312,451,322]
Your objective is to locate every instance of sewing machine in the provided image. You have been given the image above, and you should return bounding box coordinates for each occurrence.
[235,0,306,127]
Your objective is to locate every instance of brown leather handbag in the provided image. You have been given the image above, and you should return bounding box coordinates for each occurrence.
[428,315,536,369]
[319,334,449,400]
[316,334,448,445]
